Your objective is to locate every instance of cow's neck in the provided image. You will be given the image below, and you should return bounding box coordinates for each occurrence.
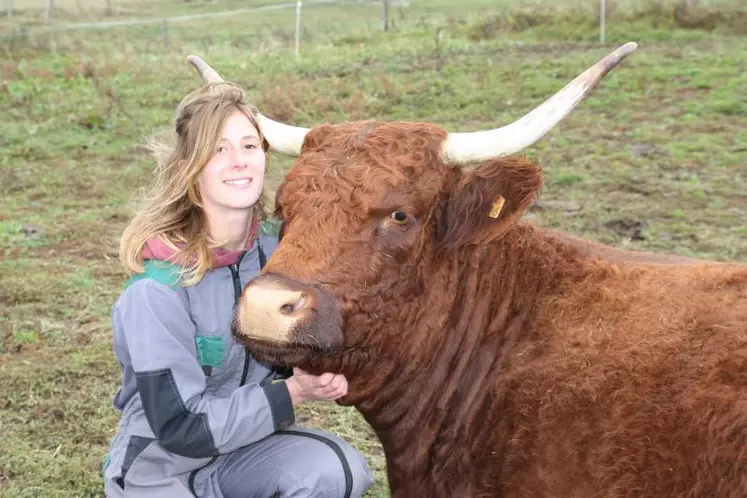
[343,224,590,490]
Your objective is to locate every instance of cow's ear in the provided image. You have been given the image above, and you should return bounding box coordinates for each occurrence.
[437,157,543,251]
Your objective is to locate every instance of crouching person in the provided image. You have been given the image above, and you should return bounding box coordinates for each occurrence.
[102,80,374,498]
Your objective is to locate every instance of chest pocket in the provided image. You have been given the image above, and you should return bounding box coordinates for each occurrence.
[196,335,225,370]
[196,335,243,378]
[199,337,246,397]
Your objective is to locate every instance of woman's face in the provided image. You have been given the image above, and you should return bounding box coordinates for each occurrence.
[197,110,266,218]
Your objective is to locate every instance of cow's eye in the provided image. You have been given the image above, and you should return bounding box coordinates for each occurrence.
[390,210,408,224]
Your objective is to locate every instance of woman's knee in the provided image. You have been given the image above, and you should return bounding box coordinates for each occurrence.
[286,430,374,498]
[297,453,373,498]
[218,428,374,498]
[342,445,375,498]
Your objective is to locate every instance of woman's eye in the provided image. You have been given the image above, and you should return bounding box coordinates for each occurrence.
[245,143,257,150]
[216,146,225,153]
[390,211,408,224]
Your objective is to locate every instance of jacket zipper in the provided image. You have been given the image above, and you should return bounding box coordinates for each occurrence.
[189,251,248,496]
[228,259,244,307]
[229,251,252,386]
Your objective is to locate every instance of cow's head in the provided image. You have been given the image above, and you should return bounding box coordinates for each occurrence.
[237,123,547,371]
[186,44,637,377]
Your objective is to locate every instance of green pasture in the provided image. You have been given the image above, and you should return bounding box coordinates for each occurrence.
[1,0,745,496]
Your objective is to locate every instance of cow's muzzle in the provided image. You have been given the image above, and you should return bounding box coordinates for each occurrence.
[232,272,344,366]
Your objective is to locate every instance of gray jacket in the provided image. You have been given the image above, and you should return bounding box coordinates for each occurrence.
[103,227,294,497]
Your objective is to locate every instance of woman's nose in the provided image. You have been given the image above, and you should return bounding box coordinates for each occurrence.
[230,150,247,169]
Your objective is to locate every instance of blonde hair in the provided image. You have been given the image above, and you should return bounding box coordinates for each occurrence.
[120,82,270,285]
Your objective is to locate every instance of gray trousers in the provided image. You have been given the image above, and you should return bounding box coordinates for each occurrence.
[216,427,374,498]
[104,427,374,498]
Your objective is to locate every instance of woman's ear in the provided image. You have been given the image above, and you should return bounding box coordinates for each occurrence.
[437,156,543,251]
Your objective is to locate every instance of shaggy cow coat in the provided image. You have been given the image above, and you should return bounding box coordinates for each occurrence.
[234,121,747,498]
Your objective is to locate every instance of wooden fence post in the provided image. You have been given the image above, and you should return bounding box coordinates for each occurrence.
[295,1,302,60]
[45,0,54,23]
[6,0,12,19]
[599,0,606,44]
[382,0,389,31]
[162,19,170,47]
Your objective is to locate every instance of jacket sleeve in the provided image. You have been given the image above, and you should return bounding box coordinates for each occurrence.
[113,278,295,458]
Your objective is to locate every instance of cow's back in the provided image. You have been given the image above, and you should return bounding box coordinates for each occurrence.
[491,262,747,497]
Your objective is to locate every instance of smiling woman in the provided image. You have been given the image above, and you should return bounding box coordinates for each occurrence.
[118,82,270,285]
[103,81,374,498]
[197,111,267,252]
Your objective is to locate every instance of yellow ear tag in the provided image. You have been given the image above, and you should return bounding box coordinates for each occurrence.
[489,196,506,219]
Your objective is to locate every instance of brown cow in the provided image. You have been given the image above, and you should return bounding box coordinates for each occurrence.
[189,45,747,497]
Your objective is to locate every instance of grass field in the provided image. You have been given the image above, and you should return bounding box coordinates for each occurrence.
[1,0,745,496]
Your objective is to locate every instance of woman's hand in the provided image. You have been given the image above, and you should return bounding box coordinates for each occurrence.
[285,367,348,407]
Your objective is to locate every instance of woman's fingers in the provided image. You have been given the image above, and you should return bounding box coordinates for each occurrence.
[291,370,349,402]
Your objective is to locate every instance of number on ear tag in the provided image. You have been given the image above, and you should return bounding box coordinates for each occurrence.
[489,196,506,219]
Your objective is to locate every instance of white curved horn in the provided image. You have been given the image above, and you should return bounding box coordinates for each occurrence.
[186,54,224,84]
[441,42,638,165]
[186,55,309,157]
[256,114,309,158]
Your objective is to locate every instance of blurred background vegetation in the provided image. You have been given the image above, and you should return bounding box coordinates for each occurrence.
[1,0,745,496]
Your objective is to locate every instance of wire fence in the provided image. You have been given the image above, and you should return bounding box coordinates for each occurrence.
[1,0,409,25]
[1,0,408,55]
[6,0,349,31]
[2,0,741,56]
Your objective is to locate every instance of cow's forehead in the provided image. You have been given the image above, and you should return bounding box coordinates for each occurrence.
[305,120,447,145]
[301,120,448,175]
[278,121,454,216]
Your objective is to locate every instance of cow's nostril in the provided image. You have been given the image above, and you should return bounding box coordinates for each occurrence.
[279,293,308,315]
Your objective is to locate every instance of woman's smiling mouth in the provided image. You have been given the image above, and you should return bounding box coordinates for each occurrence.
[223,178,253,187]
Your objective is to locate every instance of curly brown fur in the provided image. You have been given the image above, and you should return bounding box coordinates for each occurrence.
[238,120,747,498]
